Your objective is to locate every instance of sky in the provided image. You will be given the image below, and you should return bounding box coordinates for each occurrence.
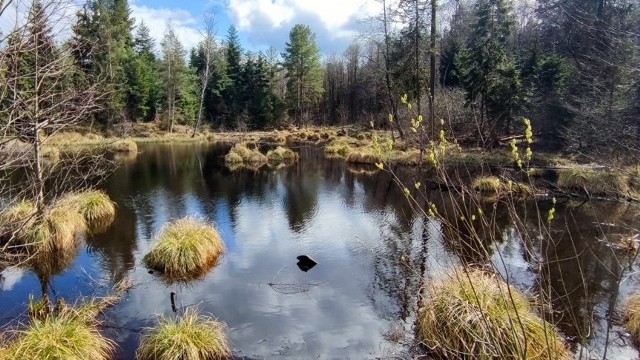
[129,0,382,55]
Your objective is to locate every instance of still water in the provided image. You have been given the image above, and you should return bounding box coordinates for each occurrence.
[1,143,640,359]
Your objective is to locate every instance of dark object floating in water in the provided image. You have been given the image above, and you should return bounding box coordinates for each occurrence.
[296,255,317,272]
[170,291,177,312]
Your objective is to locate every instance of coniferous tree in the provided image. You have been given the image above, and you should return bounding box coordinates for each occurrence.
[130,21,159,121]
[282,24,323,125]
[222,25,243,125]
[458,0,521,145]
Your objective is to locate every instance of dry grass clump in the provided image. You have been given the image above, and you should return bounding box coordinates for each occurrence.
[224,143,267,165]
[143,217,224,281]
[471,176,532,197]
[109,139,138,153]
[472,176,503,193]
[137,308,230,360]
[266,146,298,164]
[346,150,383,165]
[3,279,131,360]
[0,191,116,253]
[418,268,568,359]
[625,293,640,342]
[2,296,127,360]
[325,142,351,158]
[46,131,106,146]
[557,167,628,197]
[58,190,116,233]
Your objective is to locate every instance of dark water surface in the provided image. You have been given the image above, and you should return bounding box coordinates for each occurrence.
[2,143,640,359]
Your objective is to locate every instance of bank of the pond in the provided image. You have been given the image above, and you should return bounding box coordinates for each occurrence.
[0,142,639,359]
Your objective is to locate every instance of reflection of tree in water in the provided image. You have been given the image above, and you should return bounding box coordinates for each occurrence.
[529,200,640,355]
[85,202,137,285]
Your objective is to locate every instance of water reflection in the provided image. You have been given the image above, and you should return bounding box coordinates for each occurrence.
[0,143,639,359]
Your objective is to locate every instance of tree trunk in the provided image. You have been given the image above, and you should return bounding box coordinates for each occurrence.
[429,0,437,139]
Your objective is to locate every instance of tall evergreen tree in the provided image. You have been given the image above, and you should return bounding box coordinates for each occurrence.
[282,24,323,125]
[222,25,243,124]
[458,0,521,145]
[129,21,159,121]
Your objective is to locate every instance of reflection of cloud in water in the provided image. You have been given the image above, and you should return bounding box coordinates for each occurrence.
[491,226,536,290]
[0,267,25,291]
[106,170,408,358]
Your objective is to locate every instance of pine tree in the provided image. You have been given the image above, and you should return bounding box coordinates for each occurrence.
[130,21,159,121]
[458,0,521,145]
[282,24,323,125]
[222,25,243,124]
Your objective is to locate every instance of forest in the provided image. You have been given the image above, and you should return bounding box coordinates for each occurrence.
[1,0,640,359]
[3,0,639,154]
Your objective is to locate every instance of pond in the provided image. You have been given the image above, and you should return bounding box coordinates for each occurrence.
[1,142,640,359]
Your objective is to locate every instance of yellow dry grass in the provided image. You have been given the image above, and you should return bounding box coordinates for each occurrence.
[418,268,568,359]
[143,217,224,281]
[137,308,230,360]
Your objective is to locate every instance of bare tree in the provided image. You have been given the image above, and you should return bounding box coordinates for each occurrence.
[192,10,216,137]
[0,0,105,212]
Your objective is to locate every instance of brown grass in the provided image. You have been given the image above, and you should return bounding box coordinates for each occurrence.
[143,217,224,281]
[418,268,568,359]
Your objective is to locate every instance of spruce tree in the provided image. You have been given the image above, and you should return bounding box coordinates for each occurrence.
[282,24,323,125]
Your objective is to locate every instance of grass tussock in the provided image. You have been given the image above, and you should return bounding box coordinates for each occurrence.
[418,268,568,359]
[143,217,224,281]
[266,146,298,164]
[472,176,532,197]
[346,150,383,165]
[3,309,115,360]
[58,190,116,233]
[137,308,230,360]
[557,167,628,197]
[224,143,267,165]
[109,139,138,153]
[625,293,640,342]
[0,191,116,253]
[3,278,131,360]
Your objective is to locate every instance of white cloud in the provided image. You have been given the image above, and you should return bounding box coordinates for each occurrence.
[130,2,203,54]
[0,0,81,43]
[226,0,382,53]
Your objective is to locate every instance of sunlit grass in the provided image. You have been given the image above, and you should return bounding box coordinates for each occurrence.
[110,139,138,153]
[4,300,120,360]
[625,293,640,342]
[417,268,568,359]
[346,150,383,165]
[143,217,224,281]
[137,308,230,360]
[224,143,267,165]
[0,191,116,253]
[557,167,628,197]
[471,176,532,197]
[4,278,131,360]
[266,146,298,164]
[58,190,116,233]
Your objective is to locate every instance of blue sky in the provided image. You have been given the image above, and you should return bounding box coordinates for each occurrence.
[129,0,382,55]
